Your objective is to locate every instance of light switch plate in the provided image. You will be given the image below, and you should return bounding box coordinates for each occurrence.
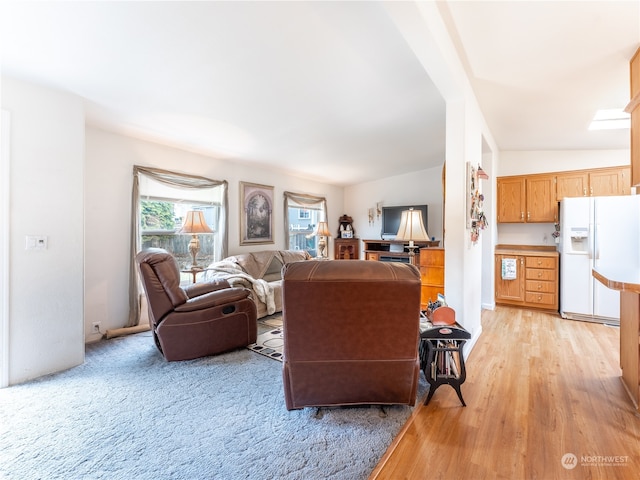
[25,235,48,250]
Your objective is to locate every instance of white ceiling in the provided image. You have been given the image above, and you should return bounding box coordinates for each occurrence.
[1,1,638,186]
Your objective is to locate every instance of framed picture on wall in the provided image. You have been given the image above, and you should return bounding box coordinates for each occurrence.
[240,182,274,245]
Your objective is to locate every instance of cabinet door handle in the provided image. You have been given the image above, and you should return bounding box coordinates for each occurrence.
[590,187,593,196]
[527,212,530,220]
[538,284,542,290]
[521,212,524,220]
[583,188,586,196]
[538,272,542,277]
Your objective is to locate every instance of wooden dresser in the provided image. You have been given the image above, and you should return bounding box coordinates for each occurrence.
[419,248,444,309]
[495,245,559,312]
[362,240,443,309]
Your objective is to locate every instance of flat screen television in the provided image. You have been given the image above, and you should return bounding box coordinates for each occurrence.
[381,205,428,239]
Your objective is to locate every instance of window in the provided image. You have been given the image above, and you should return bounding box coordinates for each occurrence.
[298,209,310,220]
[129,166,228,328]
[284,191,327,258]
[140,199,219,271]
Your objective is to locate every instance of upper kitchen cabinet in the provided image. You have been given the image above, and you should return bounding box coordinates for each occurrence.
[556,171,588,200]
[526,175,557,222]
[556,167,631,202]
[497,175,557,223]
[589,166,631,196]
[556,166,631,200]
[628,47,640,187]
[497,176,526,222]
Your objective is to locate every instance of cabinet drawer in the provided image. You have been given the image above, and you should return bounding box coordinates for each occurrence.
[525,256,556,269]
[366,252,379,261]
[420,266,444,284]
[525,292,556,306]
[525,280,556,294]
[419,249,444,266]
[421,285,444,305]
[525,268,556,281]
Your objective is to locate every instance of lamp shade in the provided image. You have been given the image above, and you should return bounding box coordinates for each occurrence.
[178,211,214,234]
[315,221,331,237]
[395,208,429,241]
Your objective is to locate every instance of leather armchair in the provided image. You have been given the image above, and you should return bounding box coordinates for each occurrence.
[281,260,422,410]
[136,248,257,361]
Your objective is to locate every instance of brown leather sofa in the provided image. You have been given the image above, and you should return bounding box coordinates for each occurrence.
[281,260,422,410]
[136,248,257,361]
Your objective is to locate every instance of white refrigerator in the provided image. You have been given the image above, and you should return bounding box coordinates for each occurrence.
[559,195,640,324]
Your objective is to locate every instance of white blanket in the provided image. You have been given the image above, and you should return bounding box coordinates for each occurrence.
[204,261,276,315]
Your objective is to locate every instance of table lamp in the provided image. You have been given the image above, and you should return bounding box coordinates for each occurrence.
[178,210,214,268]
[395,208,429,265]
[315,221,332,259]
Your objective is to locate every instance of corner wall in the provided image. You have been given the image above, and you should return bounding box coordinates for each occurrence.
[1,76,85,385]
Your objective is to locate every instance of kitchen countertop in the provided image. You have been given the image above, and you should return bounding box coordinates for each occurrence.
[592,266,640,294]
[494,244,559,257]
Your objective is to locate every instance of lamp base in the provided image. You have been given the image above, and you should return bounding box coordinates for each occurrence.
[188,235,201,268]
[317,236,327,259]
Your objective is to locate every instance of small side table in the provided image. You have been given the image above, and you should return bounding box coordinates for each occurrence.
[419,321,471,406]
[181,267,206,284]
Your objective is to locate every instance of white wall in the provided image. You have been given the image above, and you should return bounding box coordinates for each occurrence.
[344,165,444,247]
[497,149,630,245]
[498,149,629,177]
[1,76,85,385]
[85,127,344,339]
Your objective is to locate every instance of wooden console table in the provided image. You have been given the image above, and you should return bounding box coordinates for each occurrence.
[592,266,640,412]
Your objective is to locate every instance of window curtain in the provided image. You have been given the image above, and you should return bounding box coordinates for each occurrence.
[283,191,327,249]
[128,166,228,328]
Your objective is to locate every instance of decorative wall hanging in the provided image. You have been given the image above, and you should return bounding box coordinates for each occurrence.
[240,182,274,245]
[467,162,488,244]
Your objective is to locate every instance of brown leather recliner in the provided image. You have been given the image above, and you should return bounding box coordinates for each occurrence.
[136,248,257,361]
[281,260,422,410]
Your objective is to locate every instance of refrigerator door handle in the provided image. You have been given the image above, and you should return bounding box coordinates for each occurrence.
[588,224,594,260]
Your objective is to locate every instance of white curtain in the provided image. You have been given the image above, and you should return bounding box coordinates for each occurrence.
[128,166,228,328]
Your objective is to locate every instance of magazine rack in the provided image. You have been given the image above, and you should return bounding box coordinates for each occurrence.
[419,310,471,406]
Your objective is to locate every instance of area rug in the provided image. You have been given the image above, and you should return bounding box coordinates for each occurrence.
[248,327,284,361]
[0,331,428,480]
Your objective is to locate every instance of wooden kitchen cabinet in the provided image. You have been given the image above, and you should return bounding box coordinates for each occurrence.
[556,171,589,200]
[500,166,632,222]
[589,166,631,196]
[496,176,526,223]
[495,246,558,312]
[495,254,525,303]
[525,175,557,222]
[496,175,556,223]
[628,46,640,187]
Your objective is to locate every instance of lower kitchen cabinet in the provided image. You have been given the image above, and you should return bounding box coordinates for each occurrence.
[495,246,558,312]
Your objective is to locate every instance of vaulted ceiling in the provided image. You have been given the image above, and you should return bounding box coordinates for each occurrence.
[1,1,638,186]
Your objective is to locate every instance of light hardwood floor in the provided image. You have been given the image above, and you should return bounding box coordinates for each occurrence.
[370,306,640,480]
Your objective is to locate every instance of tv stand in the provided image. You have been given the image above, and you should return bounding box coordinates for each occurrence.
[364,239,444,310]
[363,239,439,262]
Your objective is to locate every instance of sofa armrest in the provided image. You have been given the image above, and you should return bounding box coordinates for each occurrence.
[183,279,231,299]
[174,287,251,312]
